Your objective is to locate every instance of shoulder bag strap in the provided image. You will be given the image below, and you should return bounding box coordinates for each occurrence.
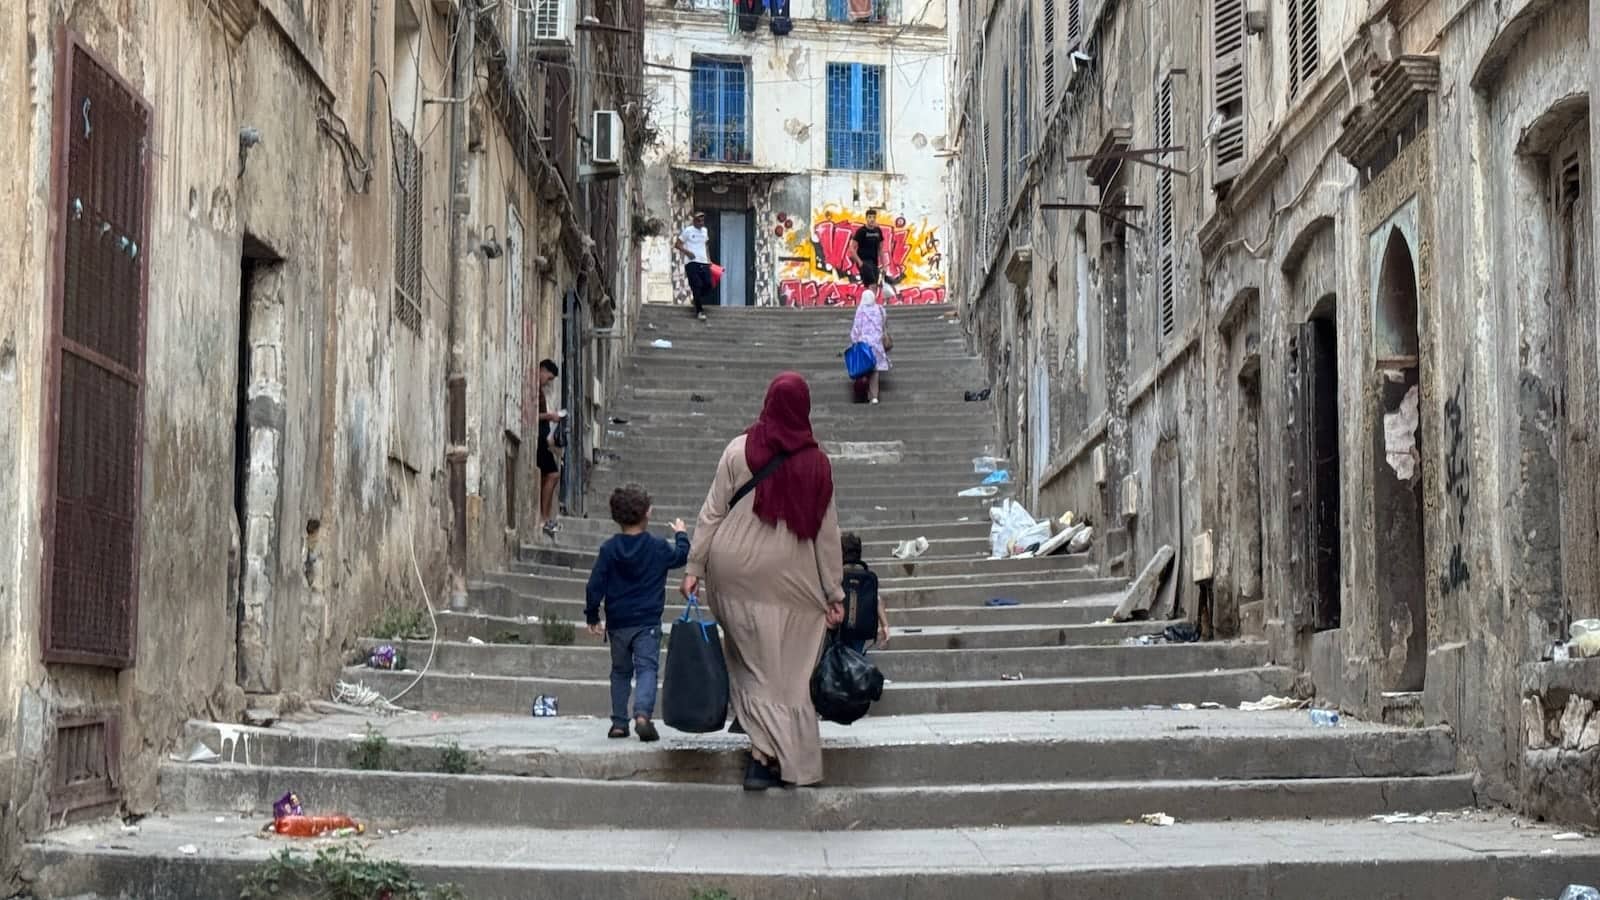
[729,451,790,510]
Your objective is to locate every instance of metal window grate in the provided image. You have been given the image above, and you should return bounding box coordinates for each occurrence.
[392,121,423,332]
[690,58,751,163]
[1157,76,1176,339]
[826,63,884,171]
[1066,0,1082,47]
[49,716,121,818]
[43,35,152,668]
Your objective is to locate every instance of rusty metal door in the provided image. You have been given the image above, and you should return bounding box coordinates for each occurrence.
[41,34,154,668]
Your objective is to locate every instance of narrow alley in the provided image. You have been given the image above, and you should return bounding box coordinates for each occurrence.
[21,305,1600,897]
[5,0,1600,898]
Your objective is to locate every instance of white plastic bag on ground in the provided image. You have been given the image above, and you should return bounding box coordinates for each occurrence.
[892,537,930,560]
[989,499,1051,558]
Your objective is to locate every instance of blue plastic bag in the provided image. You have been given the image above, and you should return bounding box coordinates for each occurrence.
[845,342,876,380]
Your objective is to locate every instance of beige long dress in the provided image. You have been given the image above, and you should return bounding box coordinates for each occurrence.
[687,434,845,785]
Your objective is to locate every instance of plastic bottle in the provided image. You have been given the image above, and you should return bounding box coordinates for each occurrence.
[273,815,364,837]
[1559,886,1600,900]
[1309,708,1340,727]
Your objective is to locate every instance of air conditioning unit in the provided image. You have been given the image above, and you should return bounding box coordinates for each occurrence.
[532,0,574,44]
[592,110,622,165]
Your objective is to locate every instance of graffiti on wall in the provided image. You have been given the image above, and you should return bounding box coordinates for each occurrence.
[777,205,946,307]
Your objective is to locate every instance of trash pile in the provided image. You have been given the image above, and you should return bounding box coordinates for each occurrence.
[1120,623,1199,646]
[265,792,363,838]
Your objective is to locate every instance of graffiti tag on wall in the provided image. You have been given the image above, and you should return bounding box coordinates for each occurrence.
[777,204,946,307]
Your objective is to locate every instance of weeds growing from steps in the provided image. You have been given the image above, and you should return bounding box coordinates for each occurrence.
[368,605,433,641]
[541,608,577,645]
[239,845,465,900]
[349,726,389,771]
[437,739,478,775]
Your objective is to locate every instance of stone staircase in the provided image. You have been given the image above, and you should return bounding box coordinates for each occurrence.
[23,303,1600,898]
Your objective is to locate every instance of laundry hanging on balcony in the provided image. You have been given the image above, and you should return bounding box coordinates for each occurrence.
[770,0,793,35]
[847,0,875,21]
[737,0,764,33]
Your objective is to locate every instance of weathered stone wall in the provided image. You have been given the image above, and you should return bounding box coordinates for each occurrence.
[952,0,1598,825]
[0,0,637,889]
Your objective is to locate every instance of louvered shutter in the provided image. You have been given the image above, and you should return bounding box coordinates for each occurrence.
[1157,76,1176,339]
[1066,0,1082,48]
[1212,0,1245,185]
[1042,0,1056,110]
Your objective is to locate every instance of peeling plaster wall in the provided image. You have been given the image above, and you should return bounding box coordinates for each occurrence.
[639,1,949,307]
[953,0,1597,824]
[0,1,589,887]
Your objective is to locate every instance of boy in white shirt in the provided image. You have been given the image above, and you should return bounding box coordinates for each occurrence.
[674,212,713,321]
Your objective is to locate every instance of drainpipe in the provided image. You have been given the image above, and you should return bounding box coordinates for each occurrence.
[445,1,477,610]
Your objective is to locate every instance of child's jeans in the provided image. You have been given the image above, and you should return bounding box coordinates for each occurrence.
[608,624,662,728]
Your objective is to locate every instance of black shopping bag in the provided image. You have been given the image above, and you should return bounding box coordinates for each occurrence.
[661,596,730,733]
[810,634,884,726]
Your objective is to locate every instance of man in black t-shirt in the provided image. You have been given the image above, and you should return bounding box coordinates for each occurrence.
[848,209,885,289]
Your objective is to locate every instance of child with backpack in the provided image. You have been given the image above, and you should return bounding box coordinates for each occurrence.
[838,533,890,652]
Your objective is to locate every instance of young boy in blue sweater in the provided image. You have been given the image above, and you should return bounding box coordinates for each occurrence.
[585,484,690,742]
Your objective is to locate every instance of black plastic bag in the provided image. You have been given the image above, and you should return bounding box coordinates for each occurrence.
[661,597,730,733]
[810,635,884,726]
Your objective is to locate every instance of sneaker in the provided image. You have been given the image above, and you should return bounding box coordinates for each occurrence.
[634,717,659,743]
[542,520,559,537]
[697,313,708,321]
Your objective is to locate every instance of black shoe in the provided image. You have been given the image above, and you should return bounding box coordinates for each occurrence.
[607,724,628,739]
[634,717,659,743]
[742,755,781,791]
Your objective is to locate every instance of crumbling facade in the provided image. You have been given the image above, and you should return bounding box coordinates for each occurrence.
[0,0,644,887]
[638,0,951,309]
[952,0,1598,823]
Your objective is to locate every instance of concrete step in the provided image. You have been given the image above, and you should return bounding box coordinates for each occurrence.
[175,709,1461,785]
[159,763,1477,831]
[356,638,1271,682]
[509,560,1098,589]
[339,665,1294,717]
[514,550,1090,580]
[520,535,1003,566]
[462,585,1124,623]
[39,815,1600,899]
[473,563,1113,598]
[431,611,1166,650]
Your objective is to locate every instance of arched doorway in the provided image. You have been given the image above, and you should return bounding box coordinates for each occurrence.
[1372,226,1428,692]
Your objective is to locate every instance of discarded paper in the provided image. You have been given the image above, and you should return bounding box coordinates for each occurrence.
[1139,813,1176,827]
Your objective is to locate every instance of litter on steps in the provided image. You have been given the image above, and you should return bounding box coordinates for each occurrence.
[650,339,673,349]
[989,499,1052,558]
[1239,694,1306,712]
[960,486,1000,498]
[1138,813,1176,827]
[892,536,930,560]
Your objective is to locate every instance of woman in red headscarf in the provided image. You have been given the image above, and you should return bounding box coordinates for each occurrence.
[682,372,845,790]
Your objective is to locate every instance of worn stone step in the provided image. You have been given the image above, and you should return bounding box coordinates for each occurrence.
[509,561,1097,590]
[176,709,1461,785]
[159,763,1477,831]
[430,611,1167,650]
[464,582,1123,621]
[38,813,1599,900]
[525,532,999,562]
[480,567,1108,600]
[514,551,1090,580]
[340,665,1293,717]
[355,638,1270,682]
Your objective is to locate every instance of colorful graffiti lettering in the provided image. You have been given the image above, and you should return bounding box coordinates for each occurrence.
[778,204,945,307]
[779,281,947,307]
